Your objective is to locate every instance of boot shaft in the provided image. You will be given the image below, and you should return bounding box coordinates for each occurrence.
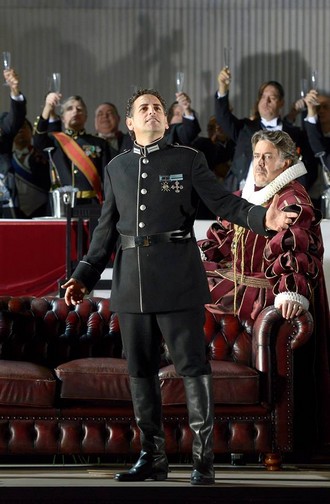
[129,375,165,453]
[183,374,214,469]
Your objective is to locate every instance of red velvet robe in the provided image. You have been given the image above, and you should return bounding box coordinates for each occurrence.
[198,180,330,450]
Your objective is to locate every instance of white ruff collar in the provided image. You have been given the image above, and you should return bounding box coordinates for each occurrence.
[242,161,307,205]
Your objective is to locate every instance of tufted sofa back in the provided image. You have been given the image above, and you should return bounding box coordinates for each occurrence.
[0,296,254,369]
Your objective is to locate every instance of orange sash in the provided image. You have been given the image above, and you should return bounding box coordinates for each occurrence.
[52,132,103,203]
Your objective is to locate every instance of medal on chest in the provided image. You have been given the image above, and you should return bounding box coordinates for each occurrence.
[159,174,184,192]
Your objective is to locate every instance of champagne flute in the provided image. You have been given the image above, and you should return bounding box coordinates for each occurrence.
[49,72,61,93]
[296,77,308,111]
[310,70,320,105]
[223,47,231,84]
[175,72,184,94]
[311,69,318,90]
[2,51,11,86]
[223,47,231,69]
[300,78,308,98]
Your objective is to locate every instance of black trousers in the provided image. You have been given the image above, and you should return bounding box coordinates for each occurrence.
[117,306,211,378]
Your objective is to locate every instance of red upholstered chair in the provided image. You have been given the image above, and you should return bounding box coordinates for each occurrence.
[0,296,313,469]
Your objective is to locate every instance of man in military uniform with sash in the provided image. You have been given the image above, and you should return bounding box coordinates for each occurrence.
[33,93,112,204]
[62,89,297,485]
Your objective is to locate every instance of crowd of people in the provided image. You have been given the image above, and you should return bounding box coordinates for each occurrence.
[1,65,329,484]
[1,64,330,218]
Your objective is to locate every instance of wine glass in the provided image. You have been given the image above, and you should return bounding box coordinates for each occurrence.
[311,70,318,91]
[175,72,184,93]
[2,51,11,86]
[310,70,320,105]
[295,77,308,111]
[223,47,231,69]
[300,78,308,98]
[49,72,61,93]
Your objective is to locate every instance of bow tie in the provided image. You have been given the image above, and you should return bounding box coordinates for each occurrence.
[261,119,282,131]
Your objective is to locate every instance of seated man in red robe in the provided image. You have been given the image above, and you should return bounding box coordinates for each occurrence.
[198,129,330,460]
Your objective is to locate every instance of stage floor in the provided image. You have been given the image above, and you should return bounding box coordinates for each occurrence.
[0,463,330,504]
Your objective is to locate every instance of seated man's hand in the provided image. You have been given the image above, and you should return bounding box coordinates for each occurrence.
[277,299,304,320]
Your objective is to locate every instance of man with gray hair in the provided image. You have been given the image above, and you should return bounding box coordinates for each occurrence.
[199,129,330,454]
[34,94,111,205]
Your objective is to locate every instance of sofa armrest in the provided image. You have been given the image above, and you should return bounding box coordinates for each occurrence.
[252,304,314,436]
[252,305,314,373]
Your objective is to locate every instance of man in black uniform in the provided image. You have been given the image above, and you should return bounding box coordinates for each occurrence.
[62,89,297,485]
[34,93,111,205]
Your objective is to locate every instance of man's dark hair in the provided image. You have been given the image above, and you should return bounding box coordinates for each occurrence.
[250,81,285,120]
[125,89,167,140]
[126,89,167,118]
[257,80,285,101]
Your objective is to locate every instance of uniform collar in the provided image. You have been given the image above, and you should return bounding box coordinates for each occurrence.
[65,128,86,139]
[133,136,167,156]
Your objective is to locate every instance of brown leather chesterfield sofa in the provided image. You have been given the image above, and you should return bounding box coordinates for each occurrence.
[0,295,313,470]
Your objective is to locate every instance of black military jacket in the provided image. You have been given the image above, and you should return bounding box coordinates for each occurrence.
[73,137,267,313]
[33,117,111,191]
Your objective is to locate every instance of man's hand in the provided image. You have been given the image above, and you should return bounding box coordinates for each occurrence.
[265,194,298,232]
[175,92,193,116]
[41,92,62,120]
[217,66,231,95]
[305,89,320,115]
[277,300,304,320]
[61,278,88,306]
[4,68,20,96]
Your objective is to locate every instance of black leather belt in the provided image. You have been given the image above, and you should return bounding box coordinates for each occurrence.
[121,229,194,250]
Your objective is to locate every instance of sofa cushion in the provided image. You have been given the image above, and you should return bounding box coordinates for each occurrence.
[55,358,131,401]
[55,358,260,406]
[159,361,259,406]
[0,361,57,407]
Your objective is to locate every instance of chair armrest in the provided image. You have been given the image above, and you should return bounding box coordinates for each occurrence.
[252,305,314,373]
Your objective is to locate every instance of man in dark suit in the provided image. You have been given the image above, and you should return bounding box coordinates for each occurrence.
[215,66,317,195]
[0,67,27,217]
[62,89,297,486]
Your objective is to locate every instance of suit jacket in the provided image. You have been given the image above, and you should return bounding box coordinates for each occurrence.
[166,114,201,146]
[0,97,27,176]
[304,120,330,167]
[215,93,318,192]
[72,137,269,314]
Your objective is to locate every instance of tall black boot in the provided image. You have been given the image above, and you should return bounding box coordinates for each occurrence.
[115,375,168,482]
[183,374,215,485]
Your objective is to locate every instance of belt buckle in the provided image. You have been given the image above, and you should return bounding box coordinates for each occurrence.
[135,235,151,247]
